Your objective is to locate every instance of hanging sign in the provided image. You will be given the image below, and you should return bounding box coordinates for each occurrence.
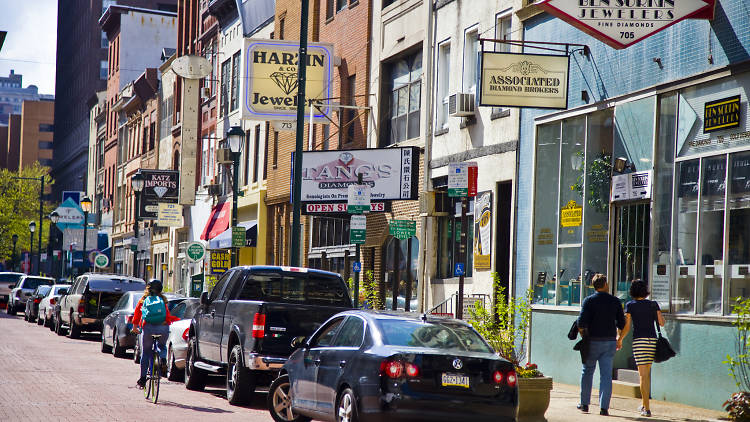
[560,200,583,227]
[243,39,333,122]
[138,169,180,219]
[473,191,493,271]
[704,95,741,133]
[538,0,716,50]
[157,203,183,227]
[610,171,653,202]
[350,215,367,245]
[347,184,371,214]
[479,52,569,109]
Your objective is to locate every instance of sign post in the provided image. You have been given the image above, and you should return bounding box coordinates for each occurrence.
[447,161,478,319]
[348,173,368,307]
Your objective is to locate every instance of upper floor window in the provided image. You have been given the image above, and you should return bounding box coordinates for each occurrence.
[463,27,479,94]
[231,52,240,111]
[39,123,54,132]
[436,42,451,131]
[220,59,230,116]
[384,50,422,146]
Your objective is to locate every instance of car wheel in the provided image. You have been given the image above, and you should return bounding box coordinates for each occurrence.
[23,309,29,321]
[48,314,56,331]
[184,336,207,391]
[267,374,311,422]
[101,330,113,353]
[54,313,66,336]
[336,388,359,422]
[68,315,81,339]
[166,345,183,382]
[227,344,254,405]
[37,314,44,325]
[113,329,126,358]
[5,301,11,315]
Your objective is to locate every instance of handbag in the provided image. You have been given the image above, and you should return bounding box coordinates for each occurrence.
[653,307,676,363]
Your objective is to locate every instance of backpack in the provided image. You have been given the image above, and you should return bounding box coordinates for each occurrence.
[142,295,166,325]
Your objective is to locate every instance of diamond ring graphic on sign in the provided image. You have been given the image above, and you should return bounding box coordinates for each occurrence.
[338,152,354,165]
[270,71,299,95]
[154,186,168,197]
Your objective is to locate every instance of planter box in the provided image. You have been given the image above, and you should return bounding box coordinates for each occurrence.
[517,376,553,422]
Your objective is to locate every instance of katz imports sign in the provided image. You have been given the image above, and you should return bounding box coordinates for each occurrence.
[243,39,333,122]
[538,0,716,49]
[479,52,569,109]
[300,148,419,202]
[139,170,179,219]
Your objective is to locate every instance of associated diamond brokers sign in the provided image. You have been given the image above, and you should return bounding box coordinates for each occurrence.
[479,52,570,110]
[243,39,333,122]
[301,148,419,202]
[538,0,716,50]
[139,170,180,219]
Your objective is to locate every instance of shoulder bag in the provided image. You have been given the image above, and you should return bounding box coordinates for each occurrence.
[653,305,676,363]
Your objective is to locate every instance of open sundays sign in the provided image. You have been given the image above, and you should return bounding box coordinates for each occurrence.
[538,0,716,49]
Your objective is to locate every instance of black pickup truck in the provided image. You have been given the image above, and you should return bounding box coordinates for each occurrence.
[185,265,353,405]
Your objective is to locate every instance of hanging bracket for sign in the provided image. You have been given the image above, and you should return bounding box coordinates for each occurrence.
[478,38,589,57]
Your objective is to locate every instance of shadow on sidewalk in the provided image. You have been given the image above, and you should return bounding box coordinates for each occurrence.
[156,400,234,414]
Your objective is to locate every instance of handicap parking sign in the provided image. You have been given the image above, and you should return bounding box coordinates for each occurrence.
[353,262,362,273]
[454,263,465,277]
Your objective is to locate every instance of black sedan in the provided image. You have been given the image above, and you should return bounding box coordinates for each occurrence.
[101,291,185,358]
[268,311,518,422]
[24,285,52,323]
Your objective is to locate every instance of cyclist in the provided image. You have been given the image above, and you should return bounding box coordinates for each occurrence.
[131,279,177,389]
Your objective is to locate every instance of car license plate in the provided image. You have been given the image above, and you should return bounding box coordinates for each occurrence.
[441,373,469,388]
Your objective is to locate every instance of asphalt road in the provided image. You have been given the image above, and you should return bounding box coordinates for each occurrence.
[0,308,278,421]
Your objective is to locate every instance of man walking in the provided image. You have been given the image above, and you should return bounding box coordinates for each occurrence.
[577,274,625,416]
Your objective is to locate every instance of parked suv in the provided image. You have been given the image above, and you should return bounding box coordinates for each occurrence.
[56,273,145,338]
[0,272,27,306]
[7,275,54,315]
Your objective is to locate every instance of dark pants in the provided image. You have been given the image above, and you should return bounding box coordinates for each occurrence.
[140,323,169,379]
[580,340,616,410]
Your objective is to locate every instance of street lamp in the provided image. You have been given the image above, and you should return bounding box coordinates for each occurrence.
[227,125,244,268]
[11,234,18,272]
[80,196,92,273]
[28,221,36,275]
[49,211,61,278]
[131,172,145,278]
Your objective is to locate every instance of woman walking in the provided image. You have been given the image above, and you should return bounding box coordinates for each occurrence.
[621,279,666,417]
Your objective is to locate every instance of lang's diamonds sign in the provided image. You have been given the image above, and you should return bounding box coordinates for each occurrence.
[479,52,569,109]
[300,147,419,202]
[243,39,333,122]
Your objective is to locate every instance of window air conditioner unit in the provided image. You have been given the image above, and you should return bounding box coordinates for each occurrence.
[201,87,211,99]
[449,93,475,117]
[207,184,223,196]
[216,148,233,164]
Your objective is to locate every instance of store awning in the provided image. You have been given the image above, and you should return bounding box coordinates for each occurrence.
[208,220,258,250]
[200,201,231,241]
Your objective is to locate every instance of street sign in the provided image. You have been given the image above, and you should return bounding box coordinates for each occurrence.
[454,262,465,277]
[350,215,367,245]
[232,226,246,248]
[157,203,183,227]
[389,219,416,240]
[347,184,371,214]
[40,253,47,262]
[353,261,362,273]
[186,241,206,263]
[448,162,478,197]
[190,273,204,298]
[94,253,109,269]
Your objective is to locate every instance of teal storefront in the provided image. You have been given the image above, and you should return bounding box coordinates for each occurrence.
[524,67,750,410]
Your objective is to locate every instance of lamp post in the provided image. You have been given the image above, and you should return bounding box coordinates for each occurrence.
[227,125,244,268]
[131,172,145,278]
[28,221,36,275]
[80,196,92,273]
[49,211,60,278]
[11,234,18,272]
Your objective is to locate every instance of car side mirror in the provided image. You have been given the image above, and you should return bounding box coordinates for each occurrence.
[291,336,308,349]
[199,291,210,306]
[8,284,15,289]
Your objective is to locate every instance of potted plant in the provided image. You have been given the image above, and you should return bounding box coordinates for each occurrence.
[468,272,553,422]
[724,297,750,421]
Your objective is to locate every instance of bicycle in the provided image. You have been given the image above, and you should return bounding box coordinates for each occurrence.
[144,334,162,404]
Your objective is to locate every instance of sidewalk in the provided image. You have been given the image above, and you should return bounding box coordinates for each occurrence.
[544,383,726,422]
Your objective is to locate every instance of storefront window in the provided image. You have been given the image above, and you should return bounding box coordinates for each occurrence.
[436,198,473,279]
[532,123,561,304]
[558,116,585,245]
[699,156,726,314]
[557,247,582,306]
[384,236,419,311]
[614,96,656,172]
[729,152,750,304]
[674,159,699,313]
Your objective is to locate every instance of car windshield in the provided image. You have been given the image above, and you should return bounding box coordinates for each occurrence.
[376,319,494,354]
[88,279,145,292]
[23,278,54,289]
[0,273,22,283]
[36,286,51,296]
[236,272,351,307]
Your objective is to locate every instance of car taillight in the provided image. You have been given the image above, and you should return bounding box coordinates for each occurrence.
[405,362,419,377]
[493,370,504,384]
[252,313,265,338]
[506,370,517,387]
[34,298,41,304]
[49,298,56,305]
[380,361,403,378]
[78,300,85,314]
[182,328,189,341]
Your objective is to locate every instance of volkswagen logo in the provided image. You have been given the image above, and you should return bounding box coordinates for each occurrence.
[452,358,463,370]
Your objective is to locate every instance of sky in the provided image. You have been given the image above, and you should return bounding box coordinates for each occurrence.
[0,0,58,95]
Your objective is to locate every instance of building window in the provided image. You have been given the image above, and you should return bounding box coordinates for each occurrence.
[253,124,261,183]
[384,50,422,146]
[38,141,53,150]
[463,27,479,94]
[493,13,512,115]
[311,217,350,248]
[436,42,450,131]
[39,123,54,132]
[38,159,53,167]
[243,129,251,186]
[326,0,334,19]
[337,0,346,12]
[279,17,285,40]
[101,31,108,48]
[340,74,356,144]
[220,59,230,116]
[264,122,269,179]
[436,193,474,279]
[322,124,330,150]
[272,130,278,168]
[100,60,108,80]
[231,52,240,111]
[383,0,396,8]
[160,94,173,136]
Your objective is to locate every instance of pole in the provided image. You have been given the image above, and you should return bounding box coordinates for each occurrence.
[290,0,310,267]
[29,232,34,275]
[353,173,363,308]
[456,196,468,319]
[38,176,44,275]
[12,240,17,272]
[133,193,140,278]
[231,151,239,268]
[406,236,412,312]
[82,210,88,274]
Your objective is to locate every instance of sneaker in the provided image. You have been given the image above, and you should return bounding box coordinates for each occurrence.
[577,404,589,413]
[600,409,609,416]
[640,408,651,417]
[136,377,146,389]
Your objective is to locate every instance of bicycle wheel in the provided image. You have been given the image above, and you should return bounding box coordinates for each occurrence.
[144,361,153,400]
[151,352,160,404]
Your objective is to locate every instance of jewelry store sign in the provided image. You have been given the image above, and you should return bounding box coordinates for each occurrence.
[538,0,716,50]
[479,52,569,110]
[704,95,741,133]
[243,39,333,122]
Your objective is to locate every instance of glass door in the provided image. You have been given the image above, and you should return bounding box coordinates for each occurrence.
[613,203,651,301]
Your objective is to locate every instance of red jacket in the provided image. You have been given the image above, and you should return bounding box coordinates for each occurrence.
[132,295,179,328]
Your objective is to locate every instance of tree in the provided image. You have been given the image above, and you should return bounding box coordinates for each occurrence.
[0,163,55,269]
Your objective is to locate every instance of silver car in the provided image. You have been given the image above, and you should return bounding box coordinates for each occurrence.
[38,284,70,328]
[164,298,200,381]
[7,275,54,315]
[0,272,25,305]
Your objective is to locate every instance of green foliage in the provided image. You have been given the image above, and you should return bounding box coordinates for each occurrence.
[725,392,750,422]
[725,298,750,397]
[468,272,534,373]
[361,270,383,310]
[0,164,54,267]
[571,152,612,213]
